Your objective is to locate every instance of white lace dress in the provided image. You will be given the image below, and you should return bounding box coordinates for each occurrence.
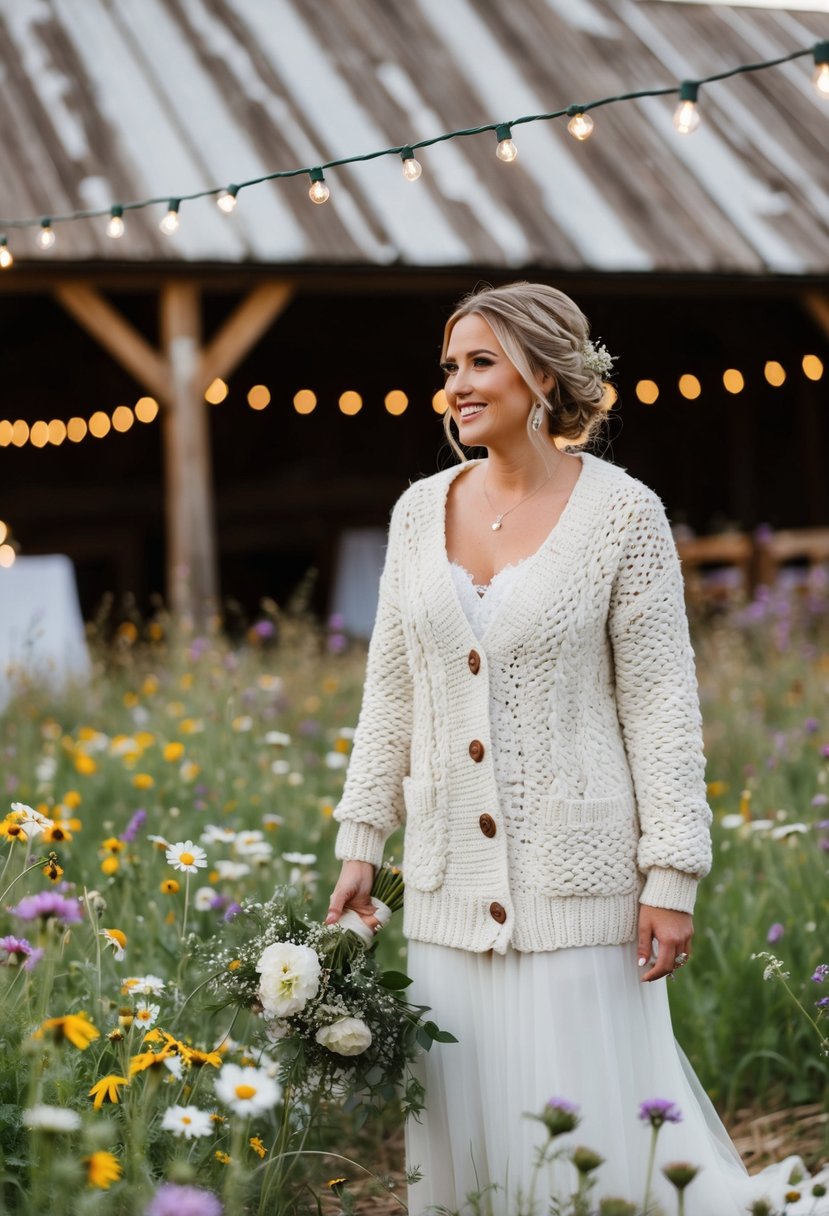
[404,558,828,1216]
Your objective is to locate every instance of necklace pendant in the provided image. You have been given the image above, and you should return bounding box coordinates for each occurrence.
[491,517,503,531]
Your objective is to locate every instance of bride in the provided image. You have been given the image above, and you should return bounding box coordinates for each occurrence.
[324,281,828,1215]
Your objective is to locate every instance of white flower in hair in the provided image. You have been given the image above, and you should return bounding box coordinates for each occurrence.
[581,338,616,378]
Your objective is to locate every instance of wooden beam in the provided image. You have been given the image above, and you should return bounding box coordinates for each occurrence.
[199,281,294,388]
[54,282,170,402]
[160,281,218,624]
[802,290,829,342]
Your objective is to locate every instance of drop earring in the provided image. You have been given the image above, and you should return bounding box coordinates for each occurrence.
[531,404,544,432]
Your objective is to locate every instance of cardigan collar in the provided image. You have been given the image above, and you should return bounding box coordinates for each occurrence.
[421,450,599,655]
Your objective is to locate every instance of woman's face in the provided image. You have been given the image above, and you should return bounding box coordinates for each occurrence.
[441,313,539,447]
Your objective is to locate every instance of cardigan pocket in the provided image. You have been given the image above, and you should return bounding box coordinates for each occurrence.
[535,793,639,897]
[401,777,448,893]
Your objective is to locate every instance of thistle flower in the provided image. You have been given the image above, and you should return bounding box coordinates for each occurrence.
[572,1145,604,1174]
[533,1096,581,1137]
[146,1184,223,1216]
[0,935,44,970]
[662,1161,700,1190]
[13,891,82,924]
[638,1098,682,1128]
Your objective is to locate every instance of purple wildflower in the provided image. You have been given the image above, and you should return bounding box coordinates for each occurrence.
[538,1097,581,1136]
[328,613,345,631]
[298,719,320,737]
[811,964,829,984]
[252,620,275,640]
[223,902,242,922]
[0,935,44,969]
[805,718,820,735]
[812,795,829,808]
[187,637,209,662]
[638,1099,683,1128]
[146,1183,223,1216]
[327,633,347,655]
[767,923,785,944]
[12,891,82,924]
[121,809,147,844]
[822,745,829,760]
[816,997,829,1009]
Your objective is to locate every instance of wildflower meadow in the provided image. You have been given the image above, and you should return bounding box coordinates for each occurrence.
[0,571,827,1215]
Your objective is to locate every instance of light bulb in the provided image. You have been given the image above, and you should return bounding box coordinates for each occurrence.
[673,81,700,134]
[402,156,422,181]
[308,169,330,204]
[217,187,238,213]
[814,62,829,99]
[160,201,180,235]
[107,207,125,239]
[0,239,13,269]
[567,112,594,141]
[37,223,56,250]
[494,123,518,162]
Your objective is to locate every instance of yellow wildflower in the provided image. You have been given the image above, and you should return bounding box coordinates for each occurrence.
[249,1136,267,1159]
[42,858,64,883]
[163,742,184,762]
[100,837,125,855]
[142,675,159,696]
[706,781,728,798]
[135,731,156,750]
[74,754,97,776]
[215,1151,231,1165]
[178,1045,222,1069]
[228,959,241,972]
[41,823,72,844]
[129,1047,174,1075]
[62,790,82,809]
[334,737,350,754]
[166,701,185,717]
[37,1013,100,1050]
[101,857,120,876]
[148,622,164,642]
[180,761,200,782]
[117,621,138,644]
[85,1151,122,1189]
[179,673,193,689]
[132,773,154,790]
[88,1075,129,1109]
[322,677,340,694]
[740,789,752,821]
[160,879,180,895]
[123,691,139,708]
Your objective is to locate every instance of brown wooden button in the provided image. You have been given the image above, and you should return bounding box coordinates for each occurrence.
[468,649,481,675]
[489,901,507,923]
[468,739,485,762]
[479,813,496,838]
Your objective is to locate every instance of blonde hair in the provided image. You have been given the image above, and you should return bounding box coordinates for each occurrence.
[440,281,611,463]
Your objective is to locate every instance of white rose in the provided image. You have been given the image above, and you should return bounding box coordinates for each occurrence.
[315,1016,372,1056]
[256,941,321,1018]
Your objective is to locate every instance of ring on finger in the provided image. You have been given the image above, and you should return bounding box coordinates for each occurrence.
[673,951,689,968]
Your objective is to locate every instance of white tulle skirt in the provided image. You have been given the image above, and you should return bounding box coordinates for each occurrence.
[404,939,829,1216]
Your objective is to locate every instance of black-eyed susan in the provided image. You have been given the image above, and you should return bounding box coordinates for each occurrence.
[178,1044,222,1069]
[85,1151,122,1189]
[160,879,180,895]
[88,1074,129,1109]
[100,837,125,855]
[36,1012,100,1050]
[41,823,72,844]
[42,856,64,883]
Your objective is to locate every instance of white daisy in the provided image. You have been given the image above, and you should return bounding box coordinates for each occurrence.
[262,813,284,828]
[214,860,250,880]
[123,974,166,996]
[10,803,54,838]
[134,1002,160,1028]
[100,928,127,961]
[324,752,348,770]
[200,825,237,845]
[337,727,356,740]
[271,760,291,776]
[22,1104,82,1132]
[194,887,218,912]
[165,840,208,873]
[264,731,291,746]
[147,834,171,850]
[282,852,317,865]
[214,1063,281,1116]
[160,1104,213,1139]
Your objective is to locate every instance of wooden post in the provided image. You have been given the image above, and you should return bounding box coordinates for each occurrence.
[160,281,218,626]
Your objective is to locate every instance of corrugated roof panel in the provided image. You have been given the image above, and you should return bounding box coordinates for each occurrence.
[0,0,825,273]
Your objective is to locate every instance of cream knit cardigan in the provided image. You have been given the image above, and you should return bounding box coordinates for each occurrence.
[334,452,712,954]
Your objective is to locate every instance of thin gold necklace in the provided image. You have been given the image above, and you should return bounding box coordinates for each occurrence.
[481,468,554,531]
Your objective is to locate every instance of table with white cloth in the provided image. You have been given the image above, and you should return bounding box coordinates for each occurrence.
[0,555,90,711]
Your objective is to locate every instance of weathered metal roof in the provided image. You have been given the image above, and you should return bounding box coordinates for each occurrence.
[0,0,827,274]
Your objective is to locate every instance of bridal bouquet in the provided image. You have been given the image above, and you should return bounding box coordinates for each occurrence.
[204,865,455,1120]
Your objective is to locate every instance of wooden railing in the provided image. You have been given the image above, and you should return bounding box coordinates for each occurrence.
[675,528,829,604]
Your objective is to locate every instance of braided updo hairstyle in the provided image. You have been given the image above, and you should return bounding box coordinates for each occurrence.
[441,281,612,462]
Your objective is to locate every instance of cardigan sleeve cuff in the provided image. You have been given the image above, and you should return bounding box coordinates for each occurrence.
[334,820,386,871]
[639,867,700,915]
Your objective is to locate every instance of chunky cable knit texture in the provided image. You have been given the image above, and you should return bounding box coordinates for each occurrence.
[334,452,712,954]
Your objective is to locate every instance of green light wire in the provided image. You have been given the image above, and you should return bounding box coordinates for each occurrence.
[0,42,821,231]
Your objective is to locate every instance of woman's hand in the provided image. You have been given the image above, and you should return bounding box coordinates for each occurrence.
[637,905,693,982]
[324,860,381,932]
